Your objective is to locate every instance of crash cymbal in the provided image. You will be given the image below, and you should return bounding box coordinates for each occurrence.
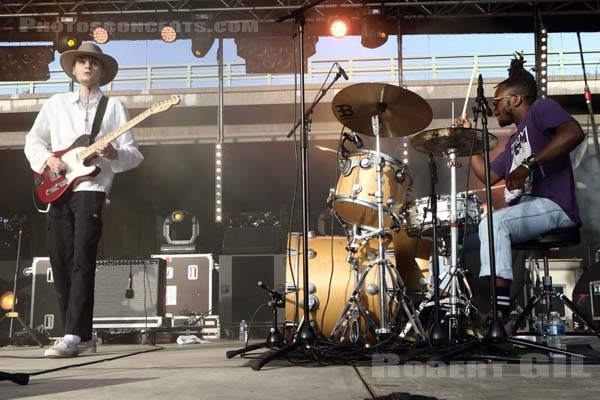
[331,83,432,138]
[410,127,499,157]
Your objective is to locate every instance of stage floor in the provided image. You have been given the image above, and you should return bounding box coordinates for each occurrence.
[2,337,600,400]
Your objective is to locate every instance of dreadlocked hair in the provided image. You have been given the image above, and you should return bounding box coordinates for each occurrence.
[496,53,538,104]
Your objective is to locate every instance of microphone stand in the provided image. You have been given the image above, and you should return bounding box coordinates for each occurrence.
[225,281,285,359]
[286,68,345,139]
[476,80,506,339]
[428,154,446,343]
[576,32,600,163]
[250,0,328,371]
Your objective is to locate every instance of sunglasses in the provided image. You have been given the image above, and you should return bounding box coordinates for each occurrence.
[492,95,515,107]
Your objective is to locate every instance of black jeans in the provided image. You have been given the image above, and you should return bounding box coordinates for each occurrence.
[47,191,105,341]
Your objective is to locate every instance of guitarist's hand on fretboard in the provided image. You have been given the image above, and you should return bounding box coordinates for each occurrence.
[46,156,66,175]
[96,143,118,160]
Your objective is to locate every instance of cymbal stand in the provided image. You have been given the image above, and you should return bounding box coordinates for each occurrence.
[443,147,476,341]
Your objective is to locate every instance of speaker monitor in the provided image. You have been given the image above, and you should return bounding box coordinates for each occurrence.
[30,258,166,337]
[218,254,285,338]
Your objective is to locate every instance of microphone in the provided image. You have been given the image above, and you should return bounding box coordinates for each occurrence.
[477,74,493,116]
[336,63,349,81]
[343,131,363,148]
[125,271,134,299]
[257,280,284,300]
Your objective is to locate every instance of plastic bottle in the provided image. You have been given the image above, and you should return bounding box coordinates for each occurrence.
[239,319,248,342]
[544,311,566,357]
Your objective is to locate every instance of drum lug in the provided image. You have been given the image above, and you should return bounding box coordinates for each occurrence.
[307,248,317,259]
[285,282,297,293]
[386,197,395,207]
[351,184,362,198]
[366,283,379,295]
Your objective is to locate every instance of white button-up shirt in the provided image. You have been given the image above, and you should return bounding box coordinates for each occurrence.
[24,90,144,194]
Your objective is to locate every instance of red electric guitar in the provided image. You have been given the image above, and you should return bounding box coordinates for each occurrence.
[33,95,181,204]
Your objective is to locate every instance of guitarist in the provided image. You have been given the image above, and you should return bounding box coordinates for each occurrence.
[24,43,144,358]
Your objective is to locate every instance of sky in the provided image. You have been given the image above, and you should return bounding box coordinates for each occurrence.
[26,31,600,73]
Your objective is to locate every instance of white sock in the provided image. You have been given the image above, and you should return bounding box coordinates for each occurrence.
[64,334,81,345]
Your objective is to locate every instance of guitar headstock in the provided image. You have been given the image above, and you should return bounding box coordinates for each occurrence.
[150,95,181,114]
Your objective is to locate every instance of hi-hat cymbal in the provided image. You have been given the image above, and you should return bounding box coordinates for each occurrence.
[410,127,499,157]
[331,83,432,138]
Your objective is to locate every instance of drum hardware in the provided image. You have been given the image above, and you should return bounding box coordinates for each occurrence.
[409,131,495,342]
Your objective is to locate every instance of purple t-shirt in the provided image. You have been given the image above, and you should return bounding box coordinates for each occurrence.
[490,98,581,225]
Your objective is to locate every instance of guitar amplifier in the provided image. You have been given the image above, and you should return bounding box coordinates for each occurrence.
[30,258,167,337]
[150,254,214,317]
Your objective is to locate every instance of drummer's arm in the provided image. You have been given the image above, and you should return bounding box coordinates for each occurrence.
[456,116,503,185]
[470,155,503,185]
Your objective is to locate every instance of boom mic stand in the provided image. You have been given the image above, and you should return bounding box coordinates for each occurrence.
[226,281,285,359]
[250,0,328,371]
[0,223,44,347]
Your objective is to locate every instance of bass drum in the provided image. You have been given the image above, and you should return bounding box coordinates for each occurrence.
[284,231,429,343]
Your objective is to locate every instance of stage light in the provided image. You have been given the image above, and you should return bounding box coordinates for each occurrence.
[160,25,177,43]
[55,35,80,53]
[192,36,215,58]
[0,46,54,81]
[235,36,318,74]
[1,291,14,311]
[361,8,388,49]
[330,17,349,39]
[91,27,109,44]
[215,143,223,223]
[536,24,548,98]
[161,210,199,253]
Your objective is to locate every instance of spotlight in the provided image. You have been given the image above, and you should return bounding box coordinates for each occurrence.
[361,8,388,49]
[161,210,199,253]
[330,17,349,39]
[161,25,177,43]
[55,35,80,53]
[192,36,215,58]
[1,291,14,311]
[91,27,109,44]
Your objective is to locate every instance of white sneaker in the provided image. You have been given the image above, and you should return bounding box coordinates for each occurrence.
[44,338,79,358]
[79,338,97,354]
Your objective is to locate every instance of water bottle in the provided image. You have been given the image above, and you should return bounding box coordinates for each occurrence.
[239,320,248,342]
[544,311,566,357]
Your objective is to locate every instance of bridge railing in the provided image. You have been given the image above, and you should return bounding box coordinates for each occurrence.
[1,50,598,95]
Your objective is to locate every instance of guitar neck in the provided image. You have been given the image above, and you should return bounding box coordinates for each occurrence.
[79,108,152,159]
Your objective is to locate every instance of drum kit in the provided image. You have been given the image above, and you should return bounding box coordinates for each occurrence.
[285,82,499,344]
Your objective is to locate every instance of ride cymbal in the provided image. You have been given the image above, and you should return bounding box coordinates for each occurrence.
[332,83,432,138]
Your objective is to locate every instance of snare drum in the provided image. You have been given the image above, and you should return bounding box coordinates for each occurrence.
[403,194,483,237]
[329,150,412,229]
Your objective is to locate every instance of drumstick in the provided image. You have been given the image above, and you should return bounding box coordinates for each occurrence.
[461,62,478,119]
[315,145,339,155]
[465,184,506,195]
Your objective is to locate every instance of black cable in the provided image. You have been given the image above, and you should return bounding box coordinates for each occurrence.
[319,126,346,336]
[28,346,163,377]
[352,365,377,399]
[244,303,269,348]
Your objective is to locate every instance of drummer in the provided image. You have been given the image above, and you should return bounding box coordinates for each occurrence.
[457,55,585,321]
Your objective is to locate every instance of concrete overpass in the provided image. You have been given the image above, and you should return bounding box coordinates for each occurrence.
[0,74,598,150]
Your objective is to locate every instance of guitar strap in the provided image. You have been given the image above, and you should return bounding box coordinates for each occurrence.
[89,95,109,144]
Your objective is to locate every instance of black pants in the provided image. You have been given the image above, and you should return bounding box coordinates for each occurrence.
[47,191,105,341]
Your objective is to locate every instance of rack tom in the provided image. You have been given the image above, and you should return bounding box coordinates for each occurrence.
[329,150,411,229]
